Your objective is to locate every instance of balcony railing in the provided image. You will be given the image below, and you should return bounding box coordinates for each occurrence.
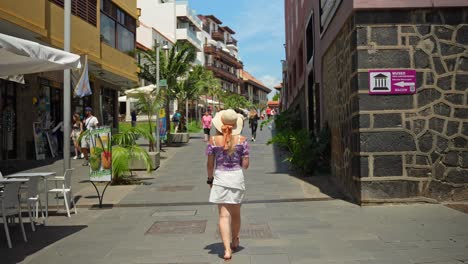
[177,28,202,50]
[176,0,202,30]
[226,37,237,46]
[206,63,240,84]
[204,45,242,68]
[211,31,224,41]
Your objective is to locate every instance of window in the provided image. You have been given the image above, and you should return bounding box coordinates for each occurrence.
[100,0,136,53]
[319,0,342,33]
[50,0,97,26]
[306,14,314,62]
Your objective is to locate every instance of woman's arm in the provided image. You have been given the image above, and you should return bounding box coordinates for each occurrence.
[242,157,249,170]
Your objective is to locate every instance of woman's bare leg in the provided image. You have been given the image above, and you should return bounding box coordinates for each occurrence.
[228,204,241,248]
[218,204,232,257]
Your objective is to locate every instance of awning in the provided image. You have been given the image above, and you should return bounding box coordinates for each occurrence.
[0,33,81,77]
[125,84,156,96]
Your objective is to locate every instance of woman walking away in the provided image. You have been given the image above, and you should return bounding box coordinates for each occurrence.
[248,110,260,142]
[202,111,212,142]
[206,109,249,261]
[71,113,83,159]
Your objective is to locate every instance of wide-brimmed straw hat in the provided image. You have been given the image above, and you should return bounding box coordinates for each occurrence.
[212,109,243,135]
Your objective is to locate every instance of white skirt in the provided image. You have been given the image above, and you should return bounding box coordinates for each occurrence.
[209,185,245,204]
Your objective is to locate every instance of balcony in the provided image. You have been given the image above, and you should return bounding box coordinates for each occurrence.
[227,37,237,46]
[204,45,243,68]
[212,30,224,41]
[177,28,202,51]
[176,1,202,31]
[206,63,240,84]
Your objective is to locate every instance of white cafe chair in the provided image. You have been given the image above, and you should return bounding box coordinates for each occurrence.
[47,169,77,217]
[20,177,45,231]
[0,182,27,248]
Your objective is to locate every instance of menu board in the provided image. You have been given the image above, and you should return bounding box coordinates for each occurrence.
[87,127,112,182]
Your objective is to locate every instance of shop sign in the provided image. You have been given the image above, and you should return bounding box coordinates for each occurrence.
[87,126,112,182]
[159,79,167,87]
[369,70,417,95]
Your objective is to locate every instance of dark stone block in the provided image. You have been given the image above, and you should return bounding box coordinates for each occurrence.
[456,25,468,45]
[426,72,435,85]
[406,155,414,164]
[355,11,411,24]
[436,136,449,152]
[416,155,430,165]
[361,180,420,199]
[361,132,416,152]
[463,122,468,136]
[401,26,415,33]
[444,151,459,166]
[409,36,420,46]
[431,151,441,164]
[418,131,434,153]
[371,27,398,46]
[358,72,369,91]
[445,57,457,72]
[419,107,433,117]
[441,9,465,25]
[357,27,367,45]
[416,72,424,89]
[414,119,426,135]
[358,49,410,69]
[447,121,460,136]
[446,168,468,184]
[374,156,403,177]
[407,168,431,178]
[433,102,451,117]
[434,26,454,40]
[401,37,407,46]
[416,25,431,36]
[437,75,453,90]
[360,94,413,111]
[455,74,468,91]
[427,181,455,201]
[374,113,402,128]
[425,11,443,24]
[360,114,370,128]
[445,93,464,105]
[433,57,446,75]
[434,162,446,179]
[461,152,468,168]
[454,108,468,119]
[429,117,445,133]
[454,137,468,148]
[460,56,468,72]
[440,42,465,56]
[414,50,430,68]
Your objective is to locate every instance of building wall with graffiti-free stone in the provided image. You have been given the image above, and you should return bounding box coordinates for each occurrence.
[322,8,468,203]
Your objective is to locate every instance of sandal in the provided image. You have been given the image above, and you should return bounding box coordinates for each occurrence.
[231,237,240,251]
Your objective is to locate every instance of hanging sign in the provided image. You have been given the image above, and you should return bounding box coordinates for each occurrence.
[369,70,417,95]
[88,126,112,182]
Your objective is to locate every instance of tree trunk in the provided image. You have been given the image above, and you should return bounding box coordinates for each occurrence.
[165,94,171,145]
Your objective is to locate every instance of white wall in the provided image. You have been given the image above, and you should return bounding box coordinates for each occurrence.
[137,0,176,42]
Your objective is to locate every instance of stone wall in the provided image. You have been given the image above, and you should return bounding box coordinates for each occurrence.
[354,9,468,202]
[322,17,361,202]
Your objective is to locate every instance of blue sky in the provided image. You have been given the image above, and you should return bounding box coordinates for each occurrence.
[190,0,285,97]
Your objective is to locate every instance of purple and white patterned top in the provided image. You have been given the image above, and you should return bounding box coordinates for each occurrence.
[206,141,250,171]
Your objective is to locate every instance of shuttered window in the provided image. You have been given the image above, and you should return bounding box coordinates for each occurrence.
[50,0,97,27]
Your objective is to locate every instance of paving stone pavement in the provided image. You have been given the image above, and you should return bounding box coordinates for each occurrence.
[1,126,467,264]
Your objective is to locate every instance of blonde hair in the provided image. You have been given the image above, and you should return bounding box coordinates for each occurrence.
[216,131,236,156]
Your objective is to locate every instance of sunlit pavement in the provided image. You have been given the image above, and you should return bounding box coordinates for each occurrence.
[1,126,467,264]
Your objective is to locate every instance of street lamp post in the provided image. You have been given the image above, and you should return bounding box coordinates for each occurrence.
[155,40,160,152]
[63,0,71,171]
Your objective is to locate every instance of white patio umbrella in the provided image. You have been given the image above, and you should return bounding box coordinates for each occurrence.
[125,84,156,96]
[0,33,81,77]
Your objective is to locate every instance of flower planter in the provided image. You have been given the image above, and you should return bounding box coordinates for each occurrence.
[130,151,160,171]
[169,133,190,143]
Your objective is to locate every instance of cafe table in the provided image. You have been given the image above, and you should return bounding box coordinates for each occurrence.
[6,172,56,218]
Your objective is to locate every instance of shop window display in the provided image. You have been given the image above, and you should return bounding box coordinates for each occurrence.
[0,80,17,160]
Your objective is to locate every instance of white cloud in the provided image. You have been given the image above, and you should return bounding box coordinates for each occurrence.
[259,75,281,100]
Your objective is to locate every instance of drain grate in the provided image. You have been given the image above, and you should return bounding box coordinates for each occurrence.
[216,223,273,239]
[446,204,468,214]
[146,220,207,235]
[155,185,194,192]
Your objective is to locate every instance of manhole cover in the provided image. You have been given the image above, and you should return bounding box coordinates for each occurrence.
[446,204,468,214]
[216,223,272,239]
[156,185,194,192]
[146,220,207,235]
[152,210,197,217]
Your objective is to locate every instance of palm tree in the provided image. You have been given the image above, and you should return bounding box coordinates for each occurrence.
[138,41,197,142]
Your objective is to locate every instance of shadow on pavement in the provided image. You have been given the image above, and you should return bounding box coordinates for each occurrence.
[0,224,87,264]
[204,242,245,259]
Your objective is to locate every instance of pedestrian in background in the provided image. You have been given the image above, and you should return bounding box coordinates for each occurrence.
[206,109,250,261]
[249,109,260,142]
[71,113,83,159]
[131,110,137,127]
[81,107,99,166]
[202,111,212,142]
[172,110,181,133]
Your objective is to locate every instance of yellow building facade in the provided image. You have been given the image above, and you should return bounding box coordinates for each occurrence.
[0,0,139,162]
